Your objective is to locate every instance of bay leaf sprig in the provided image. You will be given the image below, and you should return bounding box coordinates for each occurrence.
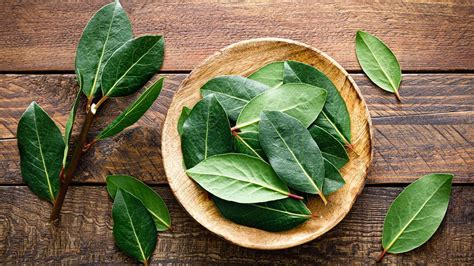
[17,0,165,223]
[107,175,171,265]
[355,30,402,101]
[377,173,453,262]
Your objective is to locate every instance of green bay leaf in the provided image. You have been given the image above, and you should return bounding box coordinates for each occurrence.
[233,131,266,161]
[186,154,298,203]
[97,78,164,140]
[381,173,453,257]
[200,75,269,121]
[62,86,82,167]
[101,35,164,97]
[112,189,157,265]
[17,102,64,203]
[75,0,132,98]
[355,31,402,100]
[259,111,326,203]
[309,125,349,169]
[213,196,311,232]
[177,106,191,136]
[235,83,327,132]
[322,159,345,196]
[107,175,171,231]
[249,60,351,146]
[181,94,233,169]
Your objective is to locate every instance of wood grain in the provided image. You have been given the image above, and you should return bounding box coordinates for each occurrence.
[0,186,472,264]
[1,74,472,185]
[0,1,473,72]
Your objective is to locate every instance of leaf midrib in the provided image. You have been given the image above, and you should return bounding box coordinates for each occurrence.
[122,195,147,262]
[250,203,311,218]
[235,134,264,161]
[32,107,55,202]
[384,178,450,252]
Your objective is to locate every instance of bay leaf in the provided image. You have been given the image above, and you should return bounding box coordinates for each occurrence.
[17,102,64,203]
[213,196,311,232]
[106,175,171,231]
[233,131,266,161]
[63,82,82,167]
[235,83,327,132]
[248,61,284,88]
[181,95,233,169]
[259,111,327,204]
[75,0,132,98]
[355,31,402,100]
[101,35,164,97]
[177,106,191,136]
[96,78,164,140]
[249,60,351,146]
[112,189,157,265]
[200,75,269,121]
[186,154,301,203]
[379,173,453,261]
[309,125,349,169]
[322,159,345,196]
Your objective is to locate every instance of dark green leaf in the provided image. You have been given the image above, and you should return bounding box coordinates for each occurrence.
[233,131,266,161]
[322,159,345,196]
[213,196,311,232]
[186,154,298,203]
[62,81,82,167]
[112,189,157,265]
[235,83,327,132]
[200,75,269,121]
[259,111,326,203]
[249,60,351,146]
[97,78,164,140]
[181,95,233,169]
[381,173,453,256]
[75,0,132,98]
[248,61,284,88]
[355,31,402,100]
[309,125,349,169]
[177,106,191,136]
[107,175,171,231]
[101,35,164,97]
[17,102,64,202]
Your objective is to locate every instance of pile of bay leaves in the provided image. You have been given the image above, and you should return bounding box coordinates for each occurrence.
[179,60,352,232]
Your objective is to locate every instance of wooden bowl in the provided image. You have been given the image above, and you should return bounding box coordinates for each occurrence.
[162,38,373,250]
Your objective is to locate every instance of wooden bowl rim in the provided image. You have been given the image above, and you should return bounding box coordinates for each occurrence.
[162,37,373,250]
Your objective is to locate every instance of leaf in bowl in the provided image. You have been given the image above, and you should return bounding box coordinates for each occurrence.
[309,125,349,169]
[186,153,302,203]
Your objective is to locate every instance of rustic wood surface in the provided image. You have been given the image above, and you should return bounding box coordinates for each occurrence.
[0,0,473,264]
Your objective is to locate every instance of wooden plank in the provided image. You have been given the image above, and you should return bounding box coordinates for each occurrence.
[0,1,473,72]
[0,186,471,264]
[1,74,472,185]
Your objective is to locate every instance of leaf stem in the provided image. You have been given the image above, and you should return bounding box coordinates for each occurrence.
[376,249,388,262]
[50,109,95,223]
[394,90,402,102]
[288,193,304,200]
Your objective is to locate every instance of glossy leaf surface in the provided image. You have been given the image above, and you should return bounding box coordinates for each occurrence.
[233,131,266,161]
[235,83,327,132]
[101,35,164,97]
[322,159,345,196]
[75,0,132,98]
[213,196,311,232]
[249,60,351,145]
[382,173,453,254]
[259,111,326,203]
[181,95,233,169]
[97,78,164,140]
[177,106,191,136]
[107,175,171,231]
[309,125,349,169]
[355,31,402,98]
[200,75,268,121]
[112,189,157,264]
[186,154,294,203]
[17,102,64,202]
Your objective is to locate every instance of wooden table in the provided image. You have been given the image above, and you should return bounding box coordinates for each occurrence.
[0,1,472,264]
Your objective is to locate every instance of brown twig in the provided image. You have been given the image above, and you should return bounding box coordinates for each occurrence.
[50,109,95,223]
[376,249,388,263]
